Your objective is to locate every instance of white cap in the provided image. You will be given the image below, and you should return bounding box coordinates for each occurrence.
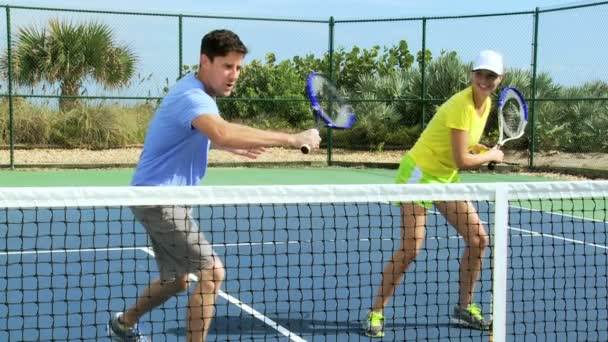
[472,50,504,75]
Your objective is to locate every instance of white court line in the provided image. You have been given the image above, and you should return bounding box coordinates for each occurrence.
[0,244,307,341]
[480,219,608,250]
[508,226,608,250]
[431,207,608,250]
[510,204,608,224]
[467,206,608,250]
[482,218,608,248]
[0,237,452,257]
[505,204,608,249]
[0,243,307,340]
[139,247,306,342]
[212,236,462,248]
[0,246,142,256]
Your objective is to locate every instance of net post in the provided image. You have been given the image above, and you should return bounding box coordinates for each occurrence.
[492,184,509,342]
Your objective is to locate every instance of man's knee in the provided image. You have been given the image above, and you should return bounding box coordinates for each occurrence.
[174,274,192,292]
[195,259,225,290]
[206,259,225,283]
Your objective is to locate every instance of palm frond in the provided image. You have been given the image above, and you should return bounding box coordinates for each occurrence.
[0,18,138,111]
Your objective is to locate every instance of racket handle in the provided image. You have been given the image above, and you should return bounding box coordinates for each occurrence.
[488,161,497,170]
[300,144,311,154]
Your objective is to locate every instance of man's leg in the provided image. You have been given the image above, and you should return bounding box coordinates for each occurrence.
[120,275,190,327]
[188,257,225,342]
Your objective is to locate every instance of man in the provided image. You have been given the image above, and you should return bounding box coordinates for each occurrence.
[108,29,321,342]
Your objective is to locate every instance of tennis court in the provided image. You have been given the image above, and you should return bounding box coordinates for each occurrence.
[0,166,563,187]
[0,169,606,341]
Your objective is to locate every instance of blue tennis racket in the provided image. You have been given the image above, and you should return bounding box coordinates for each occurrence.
[488,86,529,170]
[300,72,356,154]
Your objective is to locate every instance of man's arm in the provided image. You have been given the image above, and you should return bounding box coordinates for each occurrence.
[192,114,319,150]
[213,144,266,159]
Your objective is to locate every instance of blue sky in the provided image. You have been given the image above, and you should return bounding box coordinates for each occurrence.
[1,0,606,96]
[0,0,591,19]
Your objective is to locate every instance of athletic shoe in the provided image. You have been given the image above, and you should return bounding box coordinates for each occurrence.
[450,303,491,330]
[108,312,149,342]
[363,311,385,338]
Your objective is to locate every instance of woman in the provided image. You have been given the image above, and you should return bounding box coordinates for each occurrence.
[364,50,505,338]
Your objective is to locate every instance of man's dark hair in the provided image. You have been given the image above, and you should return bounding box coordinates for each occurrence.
[200,29,248,60]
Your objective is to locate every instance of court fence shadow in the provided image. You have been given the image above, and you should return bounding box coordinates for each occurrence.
[166,315,455,338]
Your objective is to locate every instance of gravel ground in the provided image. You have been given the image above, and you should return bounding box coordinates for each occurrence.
[2,147,606,179]
[1,147,405,165]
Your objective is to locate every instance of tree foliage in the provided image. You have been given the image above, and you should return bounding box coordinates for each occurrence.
[291,40,416,90]
[0,19,137,111]
[217,41,421,131]
[220,53,311,129]
[4,29,602,155]
[212,42,608,153]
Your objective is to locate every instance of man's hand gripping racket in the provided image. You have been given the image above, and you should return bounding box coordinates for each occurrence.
[488,87,529,170]
[300,72,356,154]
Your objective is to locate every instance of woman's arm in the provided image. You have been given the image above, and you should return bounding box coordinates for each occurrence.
[451,129,503,169]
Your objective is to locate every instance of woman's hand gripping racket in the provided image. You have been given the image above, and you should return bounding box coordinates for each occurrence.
[300,72,356,154]
[488,87,529,170]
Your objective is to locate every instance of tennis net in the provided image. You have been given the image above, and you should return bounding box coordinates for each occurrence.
[0,181,607,341]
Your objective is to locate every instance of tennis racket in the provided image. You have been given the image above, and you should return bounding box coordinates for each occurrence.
[300,72,356,154]
[488,86,528,170]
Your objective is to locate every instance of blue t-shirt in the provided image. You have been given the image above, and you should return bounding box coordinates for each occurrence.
[131,73,219,186]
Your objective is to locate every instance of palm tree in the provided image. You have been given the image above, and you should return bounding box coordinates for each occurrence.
[0,18,137,111]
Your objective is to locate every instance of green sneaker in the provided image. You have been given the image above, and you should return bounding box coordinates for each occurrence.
[363,311,385,338]
[450,304,491,330]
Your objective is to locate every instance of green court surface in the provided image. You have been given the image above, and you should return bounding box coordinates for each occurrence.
[0,167,560,187]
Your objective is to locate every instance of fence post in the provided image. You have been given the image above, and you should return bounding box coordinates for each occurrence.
[178,15,183,78]
[529,7,540,169]
[6,6,14,169]
[421,17,427,127]
[327,16,335,166]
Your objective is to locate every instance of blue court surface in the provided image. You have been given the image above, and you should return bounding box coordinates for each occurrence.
[1,201,606,341]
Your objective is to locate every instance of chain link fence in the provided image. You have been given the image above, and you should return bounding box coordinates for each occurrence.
[1,3,607,173]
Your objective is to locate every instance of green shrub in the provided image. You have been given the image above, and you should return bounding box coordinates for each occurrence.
[539,82,608,153]
[221,55,310,128]
[49,102,154,149]
[0,98,55,145]
[1,44,606,156]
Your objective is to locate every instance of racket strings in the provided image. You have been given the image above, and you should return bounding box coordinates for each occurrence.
[333,104,355,127]
[312,76,353,127]
[501,98,524,138]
